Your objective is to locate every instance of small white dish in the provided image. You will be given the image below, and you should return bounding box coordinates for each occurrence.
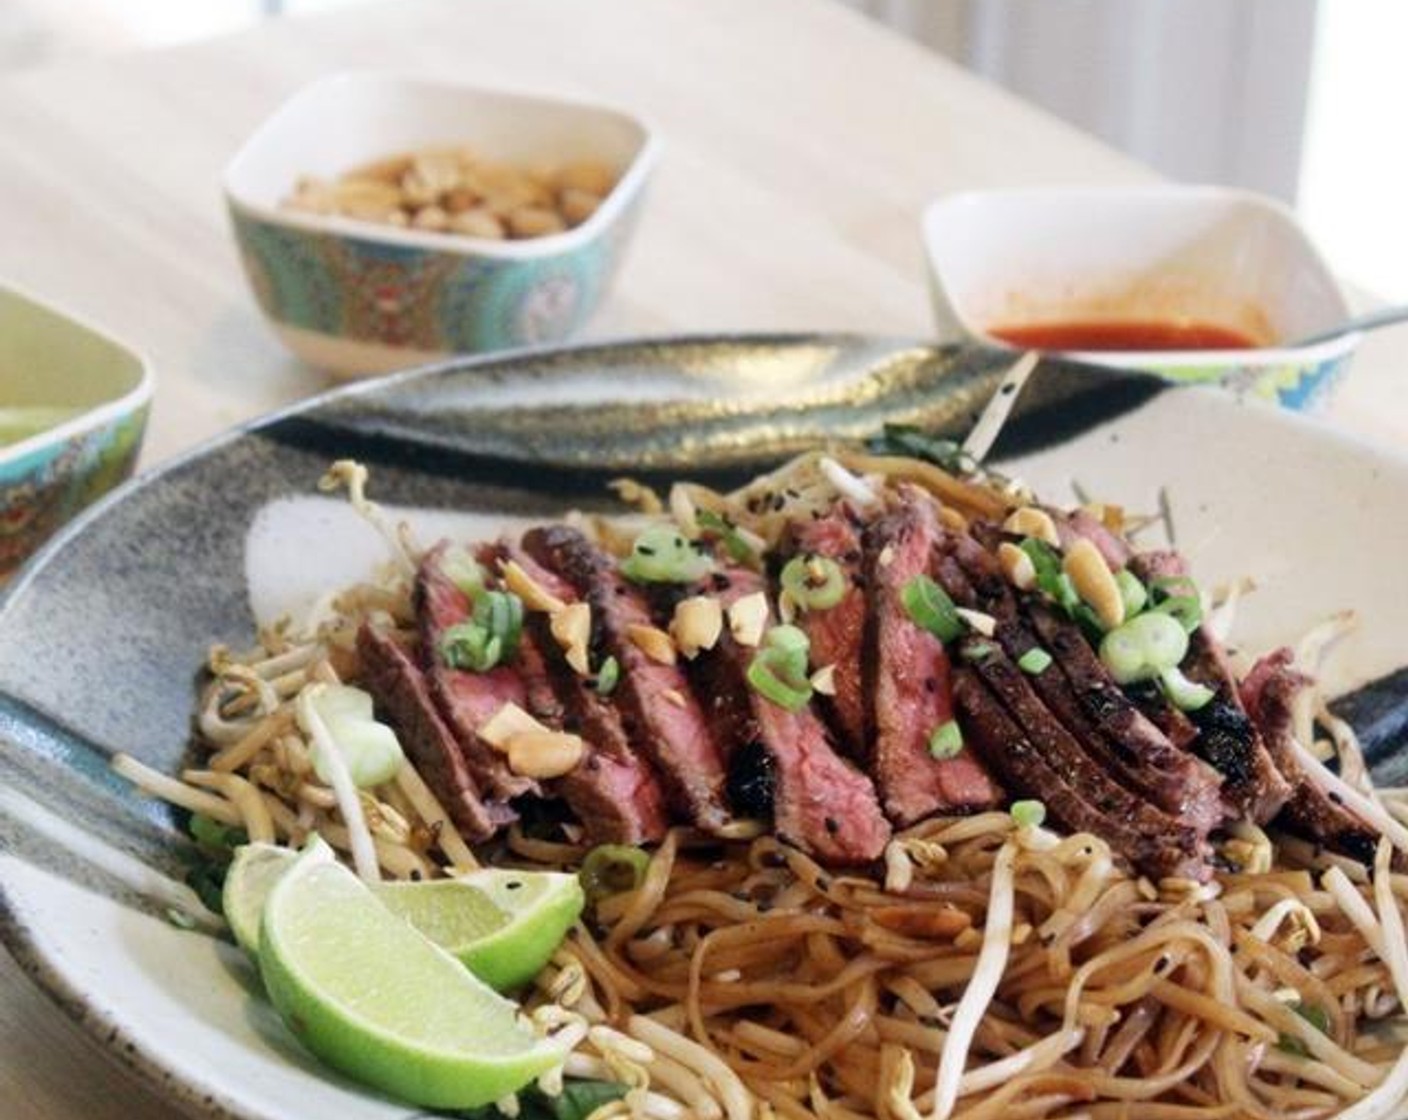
[224,72,659,378]
[922,185,1357,409]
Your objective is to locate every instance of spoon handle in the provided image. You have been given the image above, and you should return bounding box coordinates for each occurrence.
[1293,304,1408,348]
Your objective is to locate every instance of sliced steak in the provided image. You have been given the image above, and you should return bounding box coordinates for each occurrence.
[863,487,1001,824]
[1242,649,1378,864]
[522,525,731,831]
[1131,550,1293,823]
[938,537,1225,834]
[356,623,512,841]
[691,568,890,863]
[952,646,1209,882]
[498,543,670,846]
[781,507,869,754]
[417,543,536,801]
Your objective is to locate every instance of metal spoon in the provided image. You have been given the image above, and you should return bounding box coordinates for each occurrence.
[1290,304,1408,348]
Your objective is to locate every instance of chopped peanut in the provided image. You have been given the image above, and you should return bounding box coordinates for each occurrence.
[671,596,723,659]
[506,730,585,779]
[727,592,769,648]
[551,602,593,675]
[627,623,677,665]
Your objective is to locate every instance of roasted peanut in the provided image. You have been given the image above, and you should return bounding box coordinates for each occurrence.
[727,592,769,648]
[1063,538,1124,630]
[501,558,567,613]
[1003,506,1060,547]
[506,206,567,239]
[281,145,617,242]
[478,702,549,751]
[997,541,1036,590]
[551,602,593,675]
[671,596,723,659]
[449,208,506,239]
[559,188,602,226]
[506,730,585,779]
[627,623,676,665]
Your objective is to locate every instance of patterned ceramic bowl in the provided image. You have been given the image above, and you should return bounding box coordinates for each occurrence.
[922,186,1358,411]
[0,284,152,581]
[224,73,658,379]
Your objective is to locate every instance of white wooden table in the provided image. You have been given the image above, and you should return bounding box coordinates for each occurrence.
[0,0,1401,1115]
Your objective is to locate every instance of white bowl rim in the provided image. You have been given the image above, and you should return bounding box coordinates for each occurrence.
[920,183,1357,363]
[0,282,155,469]
[222,70,661,262]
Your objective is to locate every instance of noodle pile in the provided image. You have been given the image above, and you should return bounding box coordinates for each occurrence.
[114,455,1408,1120]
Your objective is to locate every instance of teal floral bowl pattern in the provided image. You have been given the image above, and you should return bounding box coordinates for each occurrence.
[230,196,640,363]
[1145,349,1354,412]
[0,284,153,582]
[0,406,148,580]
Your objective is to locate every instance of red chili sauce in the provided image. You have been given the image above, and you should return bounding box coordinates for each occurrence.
[987,319,1260,352]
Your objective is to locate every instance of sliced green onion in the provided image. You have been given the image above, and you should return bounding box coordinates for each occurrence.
[1277,1001,1330,1056]
[780,554,848,611]
[865,424,976,475]
[901,575,964,643]
[1115,569,1148,617]
[1149,576,1203,633]
[1017,647,1053,675]
[474,590,524,659]
[1159,666,1216,711]
[1020,538,1080,613]
[1011,800,1047,828]
[747,657,812,710]
[441,545,486,596]
[961,640,999,663]
[304,684,406,788]
[621,526,715,584]
[595,655,620,696]
[747,625,814,711]
[189,813,247,853]
[928,720,964,759]
[441,622,503,672]
[1098,612,1190,685]
[695,510,755,563]
[579,844,651,904]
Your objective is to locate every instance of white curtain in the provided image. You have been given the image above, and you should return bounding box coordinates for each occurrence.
[835,0,1318,201]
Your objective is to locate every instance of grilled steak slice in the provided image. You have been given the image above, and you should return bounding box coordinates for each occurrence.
[1131,550,1293,823]
[781,507,868,754]
[522,525,731,830]
[499,544,670,845]
[691,568,890,863]
[938,538,1225,833]
[863,487,1001,824]
[952,646,1209,881]
[1242,650,1378,864]
[356,623,512,840]
[417,543,536,800]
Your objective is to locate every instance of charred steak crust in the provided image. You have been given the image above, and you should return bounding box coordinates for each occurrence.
[1130,550,1293,824]
[690,568,891,864]
[935,538,1225,834]
[416,542,537,800]
[356,623,512,840]
[781,508,870,754]
[515,605,670,846]
[863,488,1001,824]
[958,636,1210,876]
[521,525,731,831]
[1242,650,1378,864]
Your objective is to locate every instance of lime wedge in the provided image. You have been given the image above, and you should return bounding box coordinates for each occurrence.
[376,869,585,991]
[259,848,561,1109]
[223,842,302,954]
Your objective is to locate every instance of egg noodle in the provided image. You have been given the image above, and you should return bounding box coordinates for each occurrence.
[115,452,1408,1120]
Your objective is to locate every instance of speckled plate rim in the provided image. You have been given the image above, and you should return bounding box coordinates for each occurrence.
[1,332,1405,1120]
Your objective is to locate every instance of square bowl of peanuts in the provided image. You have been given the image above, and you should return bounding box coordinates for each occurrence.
[223,72,658,378]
